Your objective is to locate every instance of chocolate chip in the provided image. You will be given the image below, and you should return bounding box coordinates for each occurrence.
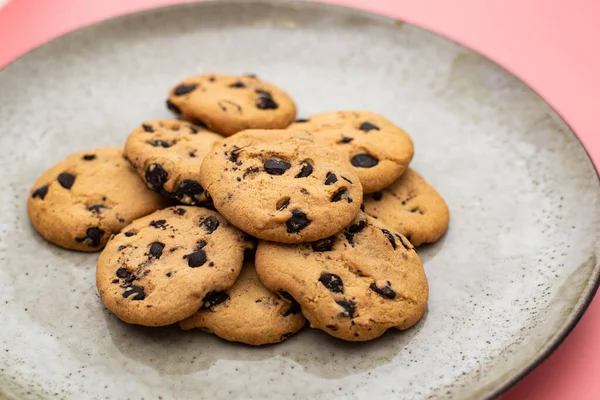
[166,272,172,277]
[197,240,207,249]
[264,158,291,175]
[359,122,380,132]
[142,124,154,133]
[229,81,246,88]
[149,220,166,229]
[395,233,411,250]
[88,205,106,214]
[117,217,125,223]
[123,285,145,300]
[319,273,344,293]
[228,146,245,162]
[336,299,356,318]
[31,185,49,200]
[276,197,290,211]
[145,163,168,190]
[57,173,75,189]
[370,282,397,299]
[124,231,136,237]
[116,268,130,278]
[174,208,186,215]
[344,232,355,246]
[348,219,366,234]
[117,245,127,251]
[149,140,171,148]
[312,236,334,252]
[184,248,207,268]
[296,162,313,178]
[82,154,96,160]
[351,154,379,168]
[381,228,396,249]
[339,136,354,143]
[111,279,119,284]
[200,216,219,234]
[189,151,197,158]
[331,188,352,203]
[286,209,310,233]
[202,291,229,309]
[294,118,309,123]
[326,325,338,331]
[175,180,204,204]
[166,99,181,114]
[149,242,165,259]
[75,227,104,247]
[341,176,353,184]
[325,172,338,185]
[173,84,197,96]
[372,192,383,201]
[256,95,278,110]
[255,89,272,96]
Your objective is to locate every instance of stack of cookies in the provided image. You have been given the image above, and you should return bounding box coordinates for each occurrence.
[27,73,449,345]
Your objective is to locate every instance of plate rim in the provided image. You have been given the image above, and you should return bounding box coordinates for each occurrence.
[1,1,599,398]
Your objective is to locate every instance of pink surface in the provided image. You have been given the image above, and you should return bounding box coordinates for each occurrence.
[1,0,599,398]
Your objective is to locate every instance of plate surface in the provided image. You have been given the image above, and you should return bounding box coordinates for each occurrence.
[1,1,599,399]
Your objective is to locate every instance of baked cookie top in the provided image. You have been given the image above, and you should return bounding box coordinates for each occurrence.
[180,260,306,346]
[27,147,167,252]
[363,168,449,246]
[255,212,429,341]
[125,120,223,205]
[199,129,363,243]
[290,111,414,193]
[96,206,253,326]
[166,73,296,136]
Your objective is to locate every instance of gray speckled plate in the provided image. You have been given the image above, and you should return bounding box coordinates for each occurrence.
[1,1,599,399]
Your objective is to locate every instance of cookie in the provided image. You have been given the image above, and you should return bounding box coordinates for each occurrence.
[363,169,449,246]
[255,212,428,341]
[180,260,305,346]
[289,111,414,193]
[167,73,297,136]
[124,120,223,205]
[27,147,167,252]
[199,129,363,243]
[96,206,253,326]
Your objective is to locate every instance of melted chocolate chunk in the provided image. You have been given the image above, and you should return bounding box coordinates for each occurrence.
[372,192,383,201]
[116,268,131,279]
[202,291,229,309]
[57,172,75,189]
[311,236,334,252]
[344,231,355,246]
[173,84,197,96]
[149,140,171,148]
[370,282,397,299]
[82,154,96,160]
[286,209,310,233]
[325,172,338,185]
[339,136,354,143]
[75,227,104,247]
[296,162,313,178]
[31,185,49,200]
[359,121,380,132]
[336,299,356,318]
[256,95,278,110]
[228,146,245,162]
[381,228,396,249]
[276,197,290,211]
[149,219,166,229]
[166,99,181,114]
[117,245,127,251]
[199,216,219,234]
[351,154,379,168]
[149,242,165,259]
[184,248,207,268]
[319,273,344,293]
[331,188,352,203]
[229,81,246,88]
[264,159,291,175]
[175,180,204,204]
[174,208,186,215]
[88,204,106,214]
[145,163,168,190]
[142,124,154,133]
[123,285,145,300]
[348,219,366,234]
[124,231,136,237]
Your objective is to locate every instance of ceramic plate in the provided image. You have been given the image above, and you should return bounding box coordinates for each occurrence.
[1,1,599,399]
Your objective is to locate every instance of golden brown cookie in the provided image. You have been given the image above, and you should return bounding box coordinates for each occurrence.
[289,111,414,193]
[199,129,363,243]
[166,73,296,136]
[362,169,449,246]
[124,120,223,205]
[27,147,167,252]
[180,261,306,346]
[96,206,253,326]
[255,212,428,341]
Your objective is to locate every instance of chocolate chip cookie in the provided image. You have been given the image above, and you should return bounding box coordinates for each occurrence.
[124,120,223,205]
[289,111,414,193]
[96,206,253,326]
[199,129,363,243]
[167,73,297,136]
[180,260,305,346]
[363,169,449,246]
[255,212,428,341]
[27,147,167,252]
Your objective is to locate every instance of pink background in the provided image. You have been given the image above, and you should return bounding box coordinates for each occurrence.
[1,0,599,398]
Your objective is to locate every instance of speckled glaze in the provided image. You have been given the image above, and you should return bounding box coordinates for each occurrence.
[0,1,599,399]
